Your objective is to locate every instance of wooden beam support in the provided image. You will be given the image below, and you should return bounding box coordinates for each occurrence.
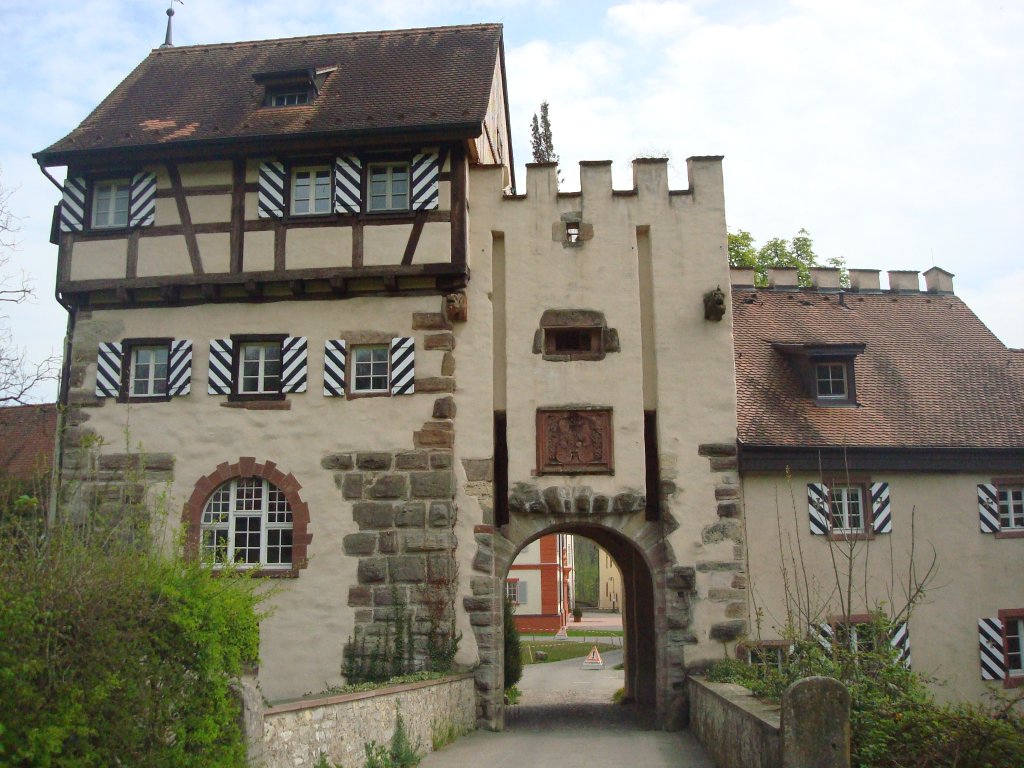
[166,162,205,275]
[230,159,246,273]
[289,279,305,297]
[449,143,468,269]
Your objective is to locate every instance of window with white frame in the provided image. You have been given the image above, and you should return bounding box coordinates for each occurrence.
[829,485,865,533]
[352,345,389,393]
[239,341,282,394]
[268,90,309,107]
[746,644,786,671]
[1007,617,1024,678]
[999,486,1024,530]
[368,162,409,211]
[291,166,331,215]
[506,579,520,604]
[815,362,848,399]
[91,179,130,228]
[200,477,293,568]
[130,345,169,397]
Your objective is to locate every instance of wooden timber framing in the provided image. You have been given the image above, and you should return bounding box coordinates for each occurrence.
[126,229,140,279]
[401,214,427,266]
[450,143,468,269]
[165,162,205,275]
[230,159,246,273]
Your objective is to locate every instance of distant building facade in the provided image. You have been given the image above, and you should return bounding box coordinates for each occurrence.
[506,533,574,632]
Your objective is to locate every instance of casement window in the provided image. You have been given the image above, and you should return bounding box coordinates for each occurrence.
[322,337,415,398]
[91,178,130,228]
[290,166,332,215]
[268,89,309,107]
[60,172,157,233]
[978,480,1024,537]
[505,579,521,604]
[772,343,863,406]
[207,335,307,400]
[368,162,410,212]
[807,480,891,537]
[813,618,910,666]
[742,643,789,672]
[815,362,848,399]
[94,339,192,401]
[200,477,293,569]
[979,610,1024,687]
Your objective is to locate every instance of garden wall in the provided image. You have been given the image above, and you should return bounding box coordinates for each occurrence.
[245,673,476,767]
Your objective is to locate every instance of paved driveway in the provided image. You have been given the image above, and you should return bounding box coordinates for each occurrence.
[421,650,715,768]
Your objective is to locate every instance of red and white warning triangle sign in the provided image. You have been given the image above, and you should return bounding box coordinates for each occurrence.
[581,645,604,670]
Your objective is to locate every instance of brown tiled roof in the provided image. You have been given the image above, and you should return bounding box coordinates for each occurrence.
[0,404,57,481]
[36,24,503,165]
[733,289,1024,449]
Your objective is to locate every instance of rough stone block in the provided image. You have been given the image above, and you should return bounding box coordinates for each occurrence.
[470,612,494,627]
[472,550,493,573]
[573,486,593,513]
[429,501,454,527]
[357,558,387,584]
[321,453,354,471]
[667,612,691,630]
[543,486,571,515]
[708,588,745,602]
[696,560,743,572]
[462,458,493,481]
[441,352,456,376]
[414,429,454,449]
[698,443,738,457]
[463,596,492,612]
[412,312,449,330]
[395,502,426,528]
[411,470,454,498]
[710,456,739,471]
[667,566,697,591]
[726,602,747,618]
[342,533,377,556]
[732,574,748,589]
[367,474,409,499]
[613,492,644,514]
[702,519,743,544]
[717,502,739,518]
[430,451,453,469]
[415,377,455,394]
[660,480,677,496]
[389,556,426,583]
[403,531,452,552]
[592,495,610,515]
[353,501,396,530]
[471,576,494,597]
[709,619,747,641]
[427,554,456,582]
[424,332,455,350]
[432,396,456,419]
[715,486,740,500]
[378,530,398,554]
[395,450,429,470]
[340,473,364,500]
[348,586,372,606]
[373,586,408,606]
[356,452,393,471]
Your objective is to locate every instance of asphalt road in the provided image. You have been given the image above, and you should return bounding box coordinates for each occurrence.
[420,649,715,768]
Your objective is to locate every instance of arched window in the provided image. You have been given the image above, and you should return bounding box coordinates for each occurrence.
[201,477,293,568]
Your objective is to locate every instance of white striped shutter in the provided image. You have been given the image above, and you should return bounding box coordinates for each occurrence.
[871,482,892,534]
[411,150,440,210]
[95,342,123,398]
[978,484,1000,533]
[128,171,157,227]
[324,339,347,397]
[807,483,829,535]
[280,336,307,394]
[167,340,192,397]
[257,161,286,219]
[810,622,834,652]
[979,617,1007,680]
[517,581,528,604]
[60,176,88,233]
[889,621,910,667]
[390,337,415,395]
[208,339,234,395]
[334,155,362,214]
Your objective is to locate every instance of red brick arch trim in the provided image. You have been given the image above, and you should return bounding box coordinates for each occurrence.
[183,457,312,577]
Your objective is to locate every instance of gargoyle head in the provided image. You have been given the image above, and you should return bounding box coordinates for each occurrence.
[703,287,726,322]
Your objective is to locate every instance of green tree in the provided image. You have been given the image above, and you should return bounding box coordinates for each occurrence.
[503,594,522,691]
[529,102,558,164]
[572,537,599,607]
[728,227,848,288]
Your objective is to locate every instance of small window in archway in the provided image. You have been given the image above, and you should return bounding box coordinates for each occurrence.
[201,477,293,568]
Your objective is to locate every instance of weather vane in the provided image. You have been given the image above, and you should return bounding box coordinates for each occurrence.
[161,0,184,48]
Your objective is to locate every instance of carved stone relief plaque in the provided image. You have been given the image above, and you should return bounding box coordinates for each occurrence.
[536,408,614,475]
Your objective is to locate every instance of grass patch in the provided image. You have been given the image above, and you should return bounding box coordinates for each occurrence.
[522,641,616,664]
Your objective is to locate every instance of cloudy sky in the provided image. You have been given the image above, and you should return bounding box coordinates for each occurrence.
[1,0,1021,402]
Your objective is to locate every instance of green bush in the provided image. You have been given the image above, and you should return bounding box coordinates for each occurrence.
[0,519,262,767]
[707,620,1024,768]
[503,594,522,691]
[364,709,421,768]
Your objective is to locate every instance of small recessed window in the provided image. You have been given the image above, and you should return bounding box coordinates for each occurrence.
[92,179,130,229]
[545,327,601,355]
[368,163,410,212]
[352,345,389,393]
[746,645,786,672]
[829,485,864,533]
[131,345,169,397]
[566,222,581,243]
[999,487,1024,530]
[269,90,309,107]
[239,341,282,394]
[291,166,331,215]
[815,362,848,399]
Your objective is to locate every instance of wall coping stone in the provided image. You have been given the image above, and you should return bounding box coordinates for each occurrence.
[264,672,475,715]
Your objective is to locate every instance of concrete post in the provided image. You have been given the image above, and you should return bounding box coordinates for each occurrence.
[781,676,850,768]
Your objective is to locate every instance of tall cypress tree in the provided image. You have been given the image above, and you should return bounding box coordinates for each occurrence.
[503,594,522,690]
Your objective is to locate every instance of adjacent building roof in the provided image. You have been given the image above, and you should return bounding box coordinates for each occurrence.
[0,404,57,482]
[35,23,504,166]
[732,288,1024,453]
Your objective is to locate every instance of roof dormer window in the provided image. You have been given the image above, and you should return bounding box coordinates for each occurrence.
[254,66,335,108]
[772,342,865,406]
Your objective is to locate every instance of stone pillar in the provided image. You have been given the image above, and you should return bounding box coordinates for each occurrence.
[231,675,265,766]
[781,676,850,768]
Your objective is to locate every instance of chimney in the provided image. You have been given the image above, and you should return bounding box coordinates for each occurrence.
[923,266,955,294]
[730,267,756,287]
[767,267,800,288]
[848,269,880,291]
[887,270,920,292]
[809,267,842,290]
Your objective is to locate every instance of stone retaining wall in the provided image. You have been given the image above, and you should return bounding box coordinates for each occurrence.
[254,673,476,768]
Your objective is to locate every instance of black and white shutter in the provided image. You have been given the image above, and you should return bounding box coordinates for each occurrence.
[208,339,234,395]
[334,155,362,214]
[807,483,829,535]
[324,339,347,397]
[411,150,440,211]
[390,337,415,395]
[280,336,308,394]
[128,171,157,227]
[95,342,123,398]
[978,484,1000,534]
[889,621,910,667]
[257,161,286,219]
[167,340,193,396]
[871,482,892,534]
[60,176,88,233]
[810,622,834,652]
[979,617,1006,680]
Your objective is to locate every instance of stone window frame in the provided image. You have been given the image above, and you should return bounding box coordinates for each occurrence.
[184,457,312,577]
[349,343,392,397]
[230,333,288,403]
[533,310,620,362]
[118,336,173,403]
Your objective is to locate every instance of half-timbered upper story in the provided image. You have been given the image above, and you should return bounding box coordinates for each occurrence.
[34,24,513,309]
